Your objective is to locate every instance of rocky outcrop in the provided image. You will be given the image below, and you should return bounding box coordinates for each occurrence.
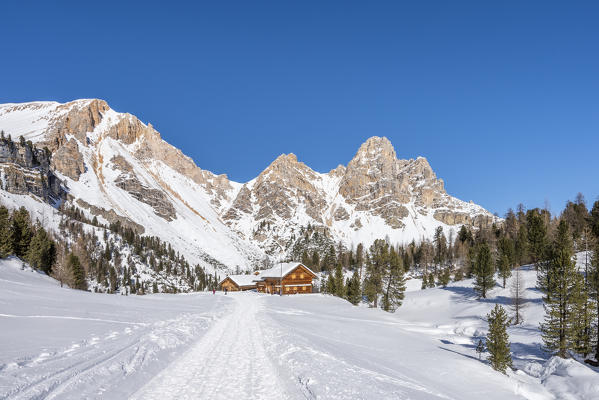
[338,137,443,226]
[51,139,85,180]
[0,139,65,204]
[115,172,177,221]
[76,198,145,234]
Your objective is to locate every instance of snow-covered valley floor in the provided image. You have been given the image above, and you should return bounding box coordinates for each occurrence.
[1,258,598,400]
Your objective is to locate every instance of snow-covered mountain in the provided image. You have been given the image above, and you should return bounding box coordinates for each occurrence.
[0,99,497,271]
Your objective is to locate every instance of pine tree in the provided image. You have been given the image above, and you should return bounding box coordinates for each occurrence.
[381,249,406,312]
[486,304,512,373]
[515,224,528,265]
[0,206,14,258]
[510,266,526,325]
[571,272,594,356]
[364,240,387,308]
[421,274,427,290]
[473,243,495,298]
[346,269,361,305]
[333,261,345,298]
[540,220,581,358]
[11,207,32,258]
[438,266,451,288]
[428,272,437,288]
[590,240,599,361]
[497,236,514,288]
[67,252,87,290]
[527,209,548,267]
[25,225,56,274]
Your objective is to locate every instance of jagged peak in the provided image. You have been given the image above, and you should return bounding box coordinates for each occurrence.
[272,153,298,164]
[351,136,397,165]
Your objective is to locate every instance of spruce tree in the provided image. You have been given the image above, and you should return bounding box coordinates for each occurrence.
[540,220,581,358]
[473,243,495,298]
[486,304,512,373]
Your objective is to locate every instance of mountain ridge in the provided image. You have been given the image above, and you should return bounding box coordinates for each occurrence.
[0,98,498,272]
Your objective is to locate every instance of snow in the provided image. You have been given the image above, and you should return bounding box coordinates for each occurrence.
[2,258,598,399]
[221,273,259,287]
[258,262,316,279]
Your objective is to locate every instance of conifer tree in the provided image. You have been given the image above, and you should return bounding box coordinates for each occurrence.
[473,243,495,298]
[486,304,512,373]
[381,248,406,312]
[364,239,387,308]
[11,207,32,258]
[527,209,548,267]
[438,266,451,288]
[590,240,599,361]
[540,220,582,358]
[346,269,361,305]
[497,236,514,288]
[67,252,87,290]
[25,225,56,274]
[0,206,14,258]
[515,224,528,265]
[333,261,345,298]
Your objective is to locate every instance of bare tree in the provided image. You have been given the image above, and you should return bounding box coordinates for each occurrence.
[52,244,70,288]
[510,266,526,325]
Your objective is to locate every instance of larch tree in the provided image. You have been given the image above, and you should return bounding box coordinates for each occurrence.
[510,266,526,325]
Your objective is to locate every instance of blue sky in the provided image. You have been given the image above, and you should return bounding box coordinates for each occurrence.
[2,1,597,215]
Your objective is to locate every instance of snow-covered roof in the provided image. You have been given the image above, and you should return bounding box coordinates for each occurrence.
[255,262,316,280]
[220,274,257,287]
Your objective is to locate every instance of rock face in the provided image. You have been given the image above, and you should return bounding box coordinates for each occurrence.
[0,138,65,204]
[51,139,85,180]
[0,99,497,271]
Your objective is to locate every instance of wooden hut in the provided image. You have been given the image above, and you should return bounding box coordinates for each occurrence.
[254,262,316,294]
[218,274,257,291]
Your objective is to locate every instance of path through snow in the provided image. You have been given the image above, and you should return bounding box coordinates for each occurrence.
[131,293,286,400]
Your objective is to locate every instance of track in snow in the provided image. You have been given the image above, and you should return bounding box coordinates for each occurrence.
[131,293,286,400]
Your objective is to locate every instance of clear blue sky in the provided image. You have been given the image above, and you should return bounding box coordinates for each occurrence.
[2,1,598,215]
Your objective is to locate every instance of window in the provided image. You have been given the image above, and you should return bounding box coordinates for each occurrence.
[285,286,290,292]
[302,286,307,291]
[291,274,296,279]
[300,273,304,279]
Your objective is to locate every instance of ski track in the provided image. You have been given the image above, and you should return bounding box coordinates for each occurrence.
[131,293,286,400]
[0,304,227,400]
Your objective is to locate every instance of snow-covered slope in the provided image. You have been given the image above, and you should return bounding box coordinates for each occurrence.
[0,99,497,271]
[0,99,264,272]
[2,259,598,399]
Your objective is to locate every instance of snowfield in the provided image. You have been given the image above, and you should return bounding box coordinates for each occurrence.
[1,258,598,399]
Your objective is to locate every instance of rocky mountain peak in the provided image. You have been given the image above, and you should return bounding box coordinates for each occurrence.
[351,136,397,165]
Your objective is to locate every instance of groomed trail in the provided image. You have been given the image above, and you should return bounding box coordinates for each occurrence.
[131,293,286,400]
